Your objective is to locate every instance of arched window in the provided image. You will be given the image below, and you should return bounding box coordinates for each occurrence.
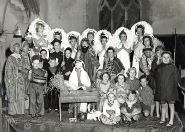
[99,0,141,33]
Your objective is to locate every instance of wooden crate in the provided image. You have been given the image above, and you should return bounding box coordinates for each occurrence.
[60,90,99,103]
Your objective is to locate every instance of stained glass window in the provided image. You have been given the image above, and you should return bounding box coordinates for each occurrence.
[99,0,141,33]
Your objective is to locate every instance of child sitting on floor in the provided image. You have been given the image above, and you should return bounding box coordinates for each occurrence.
[100,89,121,125]
[121,90,141,124]
[137,75,155,117]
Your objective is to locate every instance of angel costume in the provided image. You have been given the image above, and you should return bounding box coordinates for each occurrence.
[5,53,27,115]
[81,28,97,48]
[67,31,81,59]
[94,30,114,70]
[28,18,52,59]
[131,21,153,78]
[113,27,133,76]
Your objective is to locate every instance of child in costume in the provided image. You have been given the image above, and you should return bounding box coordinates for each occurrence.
[121,90,141,124]
[50,38,64,65]
[62,47,75,80]
[125,67,140,91]
[92,69,103,88]
[67,60,91,113]
[97,71,113,112]
[154,51,180,126]
[100,89,121,125]
[46,57,61,113]
[115,73,130,104]
[28,55,47,118]
[140,47,154,76]
[138,75,155,117]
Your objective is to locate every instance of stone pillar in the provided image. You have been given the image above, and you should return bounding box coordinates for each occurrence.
[0,35,6,82]
[0,34,6,132]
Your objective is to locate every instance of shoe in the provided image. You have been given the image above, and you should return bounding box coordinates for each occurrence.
[47,108,51,113]
[159,120,165,124]
[124,120,128,124]
[166,123,173,127]
[36,114,42,118]
[31,114,36,118]
[128,120,133,126]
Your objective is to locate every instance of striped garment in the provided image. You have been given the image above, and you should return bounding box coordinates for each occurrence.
[32,68,46,82]
[140,51,155,75]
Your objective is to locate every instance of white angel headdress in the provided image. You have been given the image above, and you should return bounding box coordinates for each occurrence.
[131,21,153,37]
[66,31,82,48]
[51,28,70,50]
[142,34,164,51]
[113,27,134,50]
[93,29,113,54]
[28,18,52,42]
[81,28,97,39]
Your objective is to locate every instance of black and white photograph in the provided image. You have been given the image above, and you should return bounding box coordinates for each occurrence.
[0,0,185,132]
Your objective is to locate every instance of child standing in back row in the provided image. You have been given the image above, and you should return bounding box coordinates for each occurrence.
[154,51,180,127]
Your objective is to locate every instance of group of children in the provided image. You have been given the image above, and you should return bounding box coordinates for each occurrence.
[96,50,179,127]
[4,19,180,128]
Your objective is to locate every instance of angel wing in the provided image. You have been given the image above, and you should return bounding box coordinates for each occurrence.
[66,31,82,48]
[51,28,69,49]
[113,27,134,50]
[153,37,164,51]
[131,21,153,37]
[28,18,52,41]
[81,28,97,39]
[93,29,113,54]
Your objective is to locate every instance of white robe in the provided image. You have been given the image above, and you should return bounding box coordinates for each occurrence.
[132,40,144,78]
[98,49,106,69]
[117,42,131,76]
[68,68,91,112]
[68,68,91,90]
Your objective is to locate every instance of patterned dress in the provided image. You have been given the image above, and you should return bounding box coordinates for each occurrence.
[5,53,27,115]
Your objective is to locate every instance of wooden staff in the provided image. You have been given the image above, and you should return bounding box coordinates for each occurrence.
[174,28,177,65]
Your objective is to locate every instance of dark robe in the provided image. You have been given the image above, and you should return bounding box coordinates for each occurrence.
[154,63,180,101]
[42,58,49,70]
[78,47,100,82]
[46,65,62,109]
[49,51,64,65]
[62,57,74,80]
